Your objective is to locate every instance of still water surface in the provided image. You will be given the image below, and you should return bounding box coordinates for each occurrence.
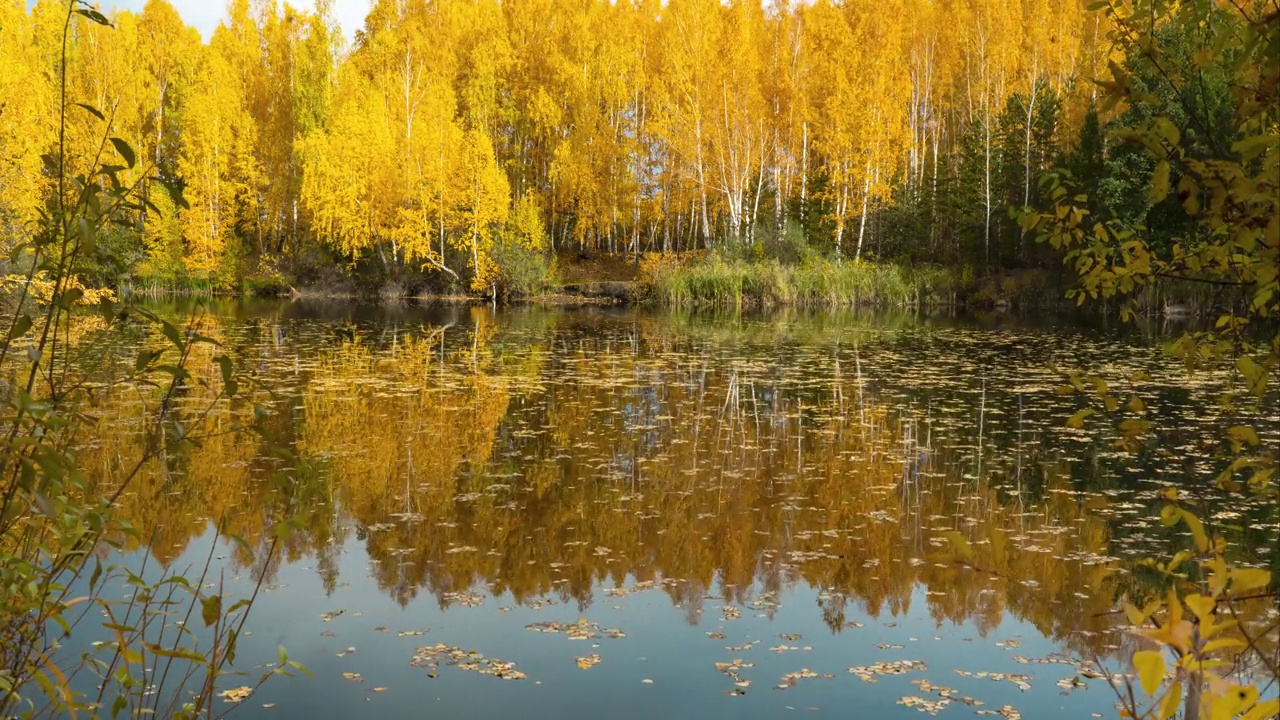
[77,301,1279,719]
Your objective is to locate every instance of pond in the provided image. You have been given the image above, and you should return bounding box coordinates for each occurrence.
[69,301,1279,719]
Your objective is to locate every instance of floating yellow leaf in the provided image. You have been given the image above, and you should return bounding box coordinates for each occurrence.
[218,686,253,703]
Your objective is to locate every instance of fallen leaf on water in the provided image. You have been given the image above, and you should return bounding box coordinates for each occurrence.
[525,619,628,640]
[776,668,820,689]
[441,590,484,607]
[576,654,601,669]
[954,670,1032,692]
[976,706,1022,719]
[410,644,526,680]
[568,619,594,640]
[848,660,928,683]
[218,687,253,703]
[342,673,363,682]
[898,695,950,715]
[714,659,754,673]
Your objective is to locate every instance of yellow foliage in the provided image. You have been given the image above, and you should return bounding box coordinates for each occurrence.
[2,0,1108,284]
[3,272,116,306]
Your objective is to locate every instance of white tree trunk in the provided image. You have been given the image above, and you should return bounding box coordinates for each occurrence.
[856,162,871,261]
[1022,70,1040,256]
[799,122,808,225]
[983,100,992,267]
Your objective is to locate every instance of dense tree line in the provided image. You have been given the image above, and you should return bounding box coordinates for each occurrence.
[0,0,1243,295]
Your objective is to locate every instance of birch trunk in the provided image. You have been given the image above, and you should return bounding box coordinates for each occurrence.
[856,160,871,261]
[1021,72,1039,257]
[799,122,808,225]
[695,113,712,248]
[983,99,992,267]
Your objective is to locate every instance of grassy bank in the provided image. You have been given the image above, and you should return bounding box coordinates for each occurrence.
[642,255,967,308]
[640,254,1259,314]
[106,252,1250,316]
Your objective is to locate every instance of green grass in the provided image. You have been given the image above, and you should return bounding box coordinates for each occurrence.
[120,277,219,298]
[645,256,949,308]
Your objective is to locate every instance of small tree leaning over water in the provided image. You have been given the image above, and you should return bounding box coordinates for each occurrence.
[1,2,305,717]
[1024,0,1278,717]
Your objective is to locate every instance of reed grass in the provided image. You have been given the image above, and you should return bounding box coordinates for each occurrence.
[645,256,949,308]
[119,278,219,298]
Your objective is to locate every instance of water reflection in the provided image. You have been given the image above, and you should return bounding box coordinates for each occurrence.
[77,302,1278,673]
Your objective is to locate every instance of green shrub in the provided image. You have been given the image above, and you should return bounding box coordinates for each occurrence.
[493,240,557,298]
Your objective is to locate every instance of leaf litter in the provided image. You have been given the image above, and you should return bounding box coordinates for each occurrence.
[218,687,253,703]
[410,644,527,680]
[524,619,625,640]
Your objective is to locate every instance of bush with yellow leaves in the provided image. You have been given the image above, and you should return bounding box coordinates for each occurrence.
[3,271,116,307]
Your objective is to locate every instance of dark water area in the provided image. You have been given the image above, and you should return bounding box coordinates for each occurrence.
[63,300,1278,719]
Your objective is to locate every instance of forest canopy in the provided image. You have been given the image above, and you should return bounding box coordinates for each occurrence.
[0,0,1269,296]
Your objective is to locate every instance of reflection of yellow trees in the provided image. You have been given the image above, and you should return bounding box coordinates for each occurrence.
[300,330,511,604]
[75,316,265,565]
[316,325,1135,658]
[68,309,1273,665]
[71,312,338,579]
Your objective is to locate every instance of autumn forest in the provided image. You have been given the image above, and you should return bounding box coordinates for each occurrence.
[1,0,1277,715]
[2,0,1113,298]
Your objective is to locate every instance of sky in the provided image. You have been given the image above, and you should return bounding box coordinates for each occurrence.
[105,0,371,42]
